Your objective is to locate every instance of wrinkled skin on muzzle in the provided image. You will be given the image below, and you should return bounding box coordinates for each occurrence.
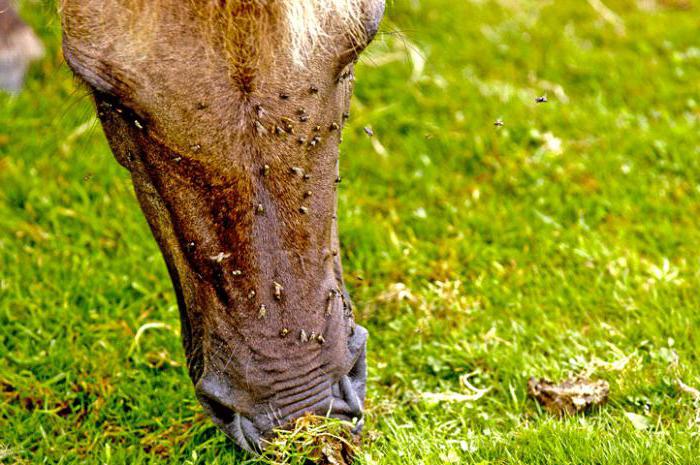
[60,0,384,453]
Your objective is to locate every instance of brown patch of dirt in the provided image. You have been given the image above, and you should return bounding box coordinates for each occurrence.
[528,377,609,415]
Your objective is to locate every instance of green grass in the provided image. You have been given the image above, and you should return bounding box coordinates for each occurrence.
[2,0,700,463]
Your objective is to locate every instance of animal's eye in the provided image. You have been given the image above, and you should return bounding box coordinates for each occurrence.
[92,87,150,131]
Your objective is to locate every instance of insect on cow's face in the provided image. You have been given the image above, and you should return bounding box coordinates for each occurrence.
[61,0,384,452]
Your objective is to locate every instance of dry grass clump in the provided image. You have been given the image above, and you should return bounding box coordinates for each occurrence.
[261,414,359,465]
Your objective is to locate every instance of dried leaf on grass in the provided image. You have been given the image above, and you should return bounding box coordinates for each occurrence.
[676,379,700,428]
[624,411,651,431]
[375,282,416,303]
[0,443,14,461]
[677,379,700,400]
[528,377,609,415]
[421,374,491,403]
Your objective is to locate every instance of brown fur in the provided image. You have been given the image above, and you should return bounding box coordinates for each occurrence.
[59,0,364,83]
[60,0,384,452]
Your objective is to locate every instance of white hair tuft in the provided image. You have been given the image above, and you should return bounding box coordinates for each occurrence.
[282,0,364,65]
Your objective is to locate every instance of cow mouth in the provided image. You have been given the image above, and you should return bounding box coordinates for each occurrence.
[196,325,368,453]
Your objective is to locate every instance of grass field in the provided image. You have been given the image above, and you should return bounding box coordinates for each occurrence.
[2,0,700,463]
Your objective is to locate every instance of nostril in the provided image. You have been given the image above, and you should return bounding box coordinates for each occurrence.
[233,413,263,454]
[329,375,365,435]
[340,375,363,419]
[340,324,368,433]
[198,394,236,426]
[194,371,249,427]
[198,391,262,453]
[347,325,368,406]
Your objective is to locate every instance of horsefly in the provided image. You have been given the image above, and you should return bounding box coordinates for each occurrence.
[304,190,312,198]
[300,329,309,343]
[329,122,340,131]
[290,166,304,176]
[342,111,350,120]
[232,270,243,277]
[309,85,319,94]
[494,119,505,127]
[258,304,267,319]
[363,126,374,137]
[299,206,309,214]
[279,328,289,338]
[536,95,548,103]
[297,136,307,145]
[280,117,295,133]
[261,164,270,176]
[325,290,336,316]
[248,290,256,299]
[299,114,309,122]
[273,282,284,300]
[279,92,289,100]
[317,334,325,344]
[97,102,112,117]
[256,203,265,214]
[254,120,267,136]
[342,294,352,317]
[209,252,231,263]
